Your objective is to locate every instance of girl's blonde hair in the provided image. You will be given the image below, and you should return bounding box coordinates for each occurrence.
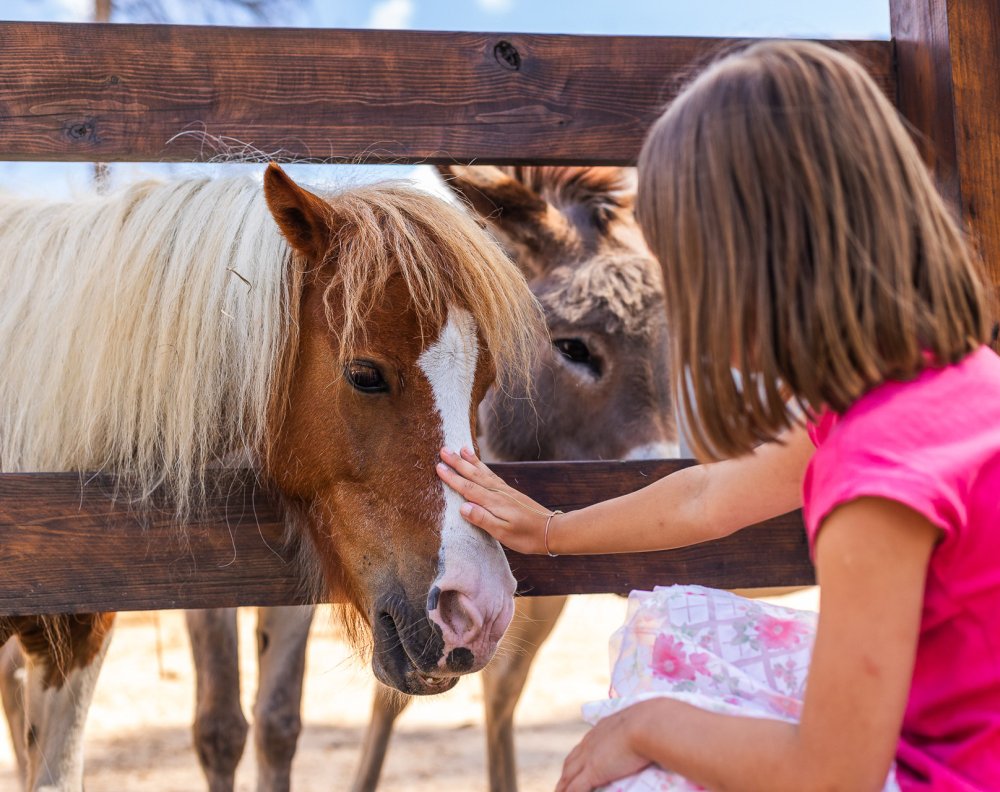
[638,40,989,460]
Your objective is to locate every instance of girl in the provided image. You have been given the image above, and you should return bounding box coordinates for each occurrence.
[435,41,1000,791]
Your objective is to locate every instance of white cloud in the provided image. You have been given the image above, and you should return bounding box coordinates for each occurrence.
[476,0,514,12]
[367,0,415,29]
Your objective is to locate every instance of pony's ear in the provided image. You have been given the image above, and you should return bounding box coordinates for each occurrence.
[263,163,332,260]
[436,164,553,251]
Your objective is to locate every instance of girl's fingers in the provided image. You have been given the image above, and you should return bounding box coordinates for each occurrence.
[460,445,493,473]
[557,744,584,792]
[435,461,493,505]
[443,446,502,487]
[458,501,508,539]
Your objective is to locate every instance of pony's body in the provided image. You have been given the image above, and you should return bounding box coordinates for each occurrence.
[184,166,678,792]
[0,166,539,791]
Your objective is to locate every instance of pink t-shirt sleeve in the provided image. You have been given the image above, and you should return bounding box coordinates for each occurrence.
[805,446,956,546]
[803,412,964,550]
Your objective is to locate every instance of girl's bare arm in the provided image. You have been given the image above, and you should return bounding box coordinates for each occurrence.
[435,424,813,556]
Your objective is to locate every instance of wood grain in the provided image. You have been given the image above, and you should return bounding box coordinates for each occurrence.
[0,23,893,165]
[891,0,1000,300]
[0,462,813,615]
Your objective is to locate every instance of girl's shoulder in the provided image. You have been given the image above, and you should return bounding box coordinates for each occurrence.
[811,346,1000,448]
[804,346,1000,542]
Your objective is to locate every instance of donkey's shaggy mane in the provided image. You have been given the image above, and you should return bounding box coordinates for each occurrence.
[0,174,539,518]
[541,253,664,337]
[504,166,634,222]
[505,166,661,337]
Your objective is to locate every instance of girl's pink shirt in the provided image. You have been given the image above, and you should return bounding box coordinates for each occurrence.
[804,346,1000,792]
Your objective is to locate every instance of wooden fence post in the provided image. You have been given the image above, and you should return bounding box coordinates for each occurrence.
[890,0,1000,305]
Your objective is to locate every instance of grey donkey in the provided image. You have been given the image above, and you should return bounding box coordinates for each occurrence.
[184,165,678,792]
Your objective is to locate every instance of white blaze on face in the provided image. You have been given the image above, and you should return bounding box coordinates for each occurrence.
[418,307,516,664]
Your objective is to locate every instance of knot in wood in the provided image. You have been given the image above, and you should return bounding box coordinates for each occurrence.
[493,40,521,71]
[67,121,95,141]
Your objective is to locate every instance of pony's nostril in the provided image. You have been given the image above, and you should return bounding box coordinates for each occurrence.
[426,585,441,611]
[377,608,399,643]
[436,589,481,642]
[446,647,475,672]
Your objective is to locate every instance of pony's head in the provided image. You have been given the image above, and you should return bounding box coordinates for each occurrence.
[261,166,540,694]
[438,165,677,462]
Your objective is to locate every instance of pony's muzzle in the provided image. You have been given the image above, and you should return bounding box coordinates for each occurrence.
[371,592,460,696]
[427,582,515,672]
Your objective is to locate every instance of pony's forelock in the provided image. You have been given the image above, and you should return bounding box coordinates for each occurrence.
[316,182,542,400]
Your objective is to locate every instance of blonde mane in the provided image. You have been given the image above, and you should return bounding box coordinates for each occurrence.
[0,174,539,516]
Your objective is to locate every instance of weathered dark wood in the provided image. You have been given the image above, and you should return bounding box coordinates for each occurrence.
[0,462,812,615]
[499,463,812,596]
[0,23,893,165]
[891,0,1000,296]
[0,472,298,615]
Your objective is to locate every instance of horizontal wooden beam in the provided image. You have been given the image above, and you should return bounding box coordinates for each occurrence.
[0,23,894,165]
[0,462,813,615]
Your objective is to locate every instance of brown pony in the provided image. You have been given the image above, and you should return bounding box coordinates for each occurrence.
[0,164,540,791]
[180,165,675,792]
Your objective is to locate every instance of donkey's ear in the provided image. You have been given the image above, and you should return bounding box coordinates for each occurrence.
[263,163,332,260]
[436,165,551,248]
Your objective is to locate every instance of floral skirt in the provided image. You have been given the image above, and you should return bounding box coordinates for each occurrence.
[581,585,900,791]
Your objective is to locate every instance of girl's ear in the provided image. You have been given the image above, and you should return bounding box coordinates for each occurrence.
[263,163,332,260]
[436,164,554,252]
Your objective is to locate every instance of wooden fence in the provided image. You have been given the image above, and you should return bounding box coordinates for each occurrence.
[0,0,997,615]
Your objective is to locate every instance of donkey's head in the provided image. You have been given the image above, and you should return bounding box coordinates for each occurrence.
[439,166,677,461]
[260,165,540,694]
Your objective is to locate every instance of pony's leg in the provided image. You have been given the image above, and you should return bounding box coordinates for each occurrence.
[252,605,314,792]
[349,682,412,792]
[483,595,568,792]
[19,613,114,792]
[0,639,28,788]
[186,608,248,792]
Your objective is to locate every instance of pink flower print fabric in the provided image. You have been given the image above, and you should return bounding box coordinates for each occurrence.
[651,635,702,682]
[581,585,900,792]
[756,615,810,650]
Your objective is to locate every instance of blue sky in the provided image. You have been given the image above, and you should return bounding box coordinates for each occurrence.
[3,0,891,37]
[1,1,891,196]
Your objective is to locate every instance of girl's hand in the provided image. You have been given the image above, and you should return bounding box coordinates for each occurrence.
[435,446,558,555]
[556,702,655,792]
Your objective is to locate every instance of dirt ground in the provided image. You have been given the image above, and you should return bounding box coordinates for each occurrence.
[0,589,818,792]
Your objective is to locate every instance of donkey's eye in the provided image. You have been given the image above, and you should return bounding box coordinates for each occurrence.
[345,361,388,393]
[554,338,601,375]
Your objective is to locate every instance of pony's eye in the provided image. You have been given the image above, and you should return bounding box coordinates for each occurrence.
[345,361,388,393]
[554,338,602,377]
